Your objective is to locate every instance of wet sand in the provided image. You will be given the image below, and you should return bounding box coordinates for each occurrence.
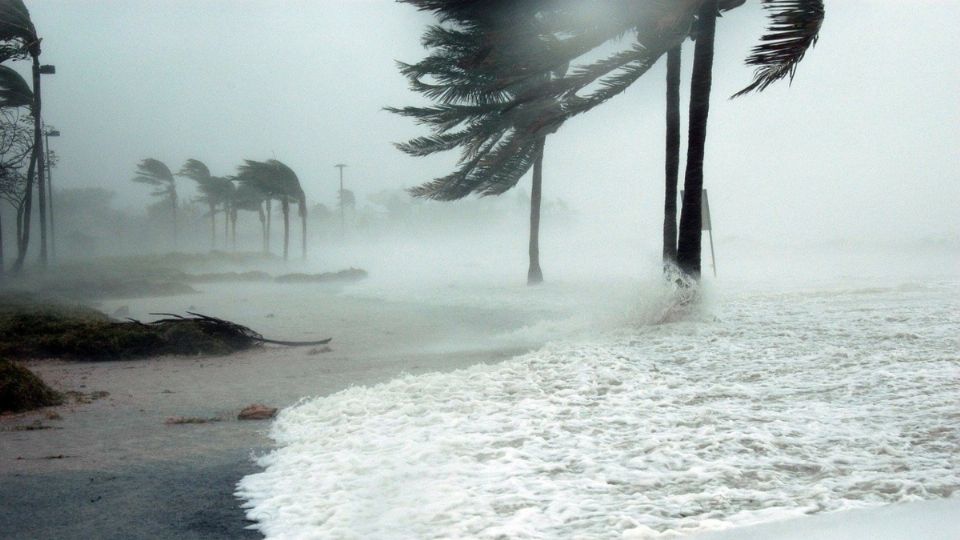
[0,283,541,539]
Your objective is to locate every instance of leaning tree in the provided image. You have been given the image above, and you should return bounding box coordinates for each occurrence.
[132,158,178,249]
[236,159,307,261]
[178,159,235,250]
[1,0,48,271]
[391,1,579,284]
[396,0,825,281]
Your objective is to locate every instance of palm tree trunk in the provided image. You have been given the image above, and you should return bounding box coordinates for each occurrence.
[281,198,290,261]
[265,199,272,253]
[527,137,546,285]
[223,203,229,246]
[171,191,178,251]
[209,203,216,250]
[299,197,307,260]
[676,0,717,280]
[231,209,238,250]
[258,205,266,253]
[663,45,682,267]
[12,148,39,273]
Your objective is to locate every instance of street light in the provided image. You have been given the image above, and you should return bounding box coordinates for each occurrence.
[44,128,60,260]
[334,163,347,236]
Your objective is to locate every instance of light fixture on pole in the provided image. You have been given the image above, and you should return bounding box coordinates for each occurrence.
[44,128,60,260]
[334,163,347,236]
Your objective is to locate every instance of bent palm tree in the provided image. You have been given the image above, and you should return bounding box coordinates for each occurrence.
[132,158,177,249]
[1,0,46,272]
[178,159,235,250]
[399,0,825,281]
[235,159,307,261]
[230,179,267,251]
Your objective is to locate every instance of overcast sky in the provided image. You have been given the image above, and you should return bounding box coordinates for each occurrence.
[25,0,960,247]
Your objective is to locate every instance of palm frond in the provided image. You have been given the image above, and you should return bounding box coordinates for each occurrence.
[0,0,37,57]
[732,0,824,98]
[0,65,31,108]
[132,158,174,188]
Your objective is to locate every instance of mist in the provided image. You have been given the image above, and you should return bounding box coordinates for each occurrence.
[1,2,958,540]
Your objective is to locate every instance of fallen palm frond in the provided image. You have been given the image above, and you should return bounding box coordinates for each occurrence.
[0,305,331,361]
[148,312,332,347]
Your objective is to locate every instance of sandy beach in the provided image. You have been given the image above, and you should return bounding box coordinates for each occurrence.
[0,281,543,539]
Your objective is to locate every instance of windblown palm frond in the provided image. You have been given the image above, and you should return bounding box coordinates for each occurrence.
[132,158,175,196]
[0,0,38,61]
[732,0,825,98]
[0,65,31,108]
[177,158,211,183]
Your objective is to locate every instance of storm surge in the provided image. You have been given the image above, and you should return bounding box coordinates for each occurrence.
[237,278,959,539]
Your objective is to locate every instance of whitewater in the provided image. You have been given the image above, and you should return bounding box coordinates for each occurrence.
[236,273,959,539]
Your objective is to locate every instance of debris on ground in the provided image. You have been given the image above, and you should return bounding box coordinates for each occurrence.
[238,404,277,420]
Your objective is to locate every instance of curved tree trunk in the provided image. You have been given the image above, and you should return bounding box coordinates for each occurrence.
[663,45,682,267]
[527,136,546,285]
[12,149,39,273]
[281,198,290,261]
[676,0,717,280]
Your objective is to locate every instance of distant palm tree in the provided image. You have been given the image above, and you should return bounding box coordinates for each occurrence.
[132,158,178,249]
[1,0,46,272]
[229,179,267,251]
[177,159,234,250]
[236,159,307,260]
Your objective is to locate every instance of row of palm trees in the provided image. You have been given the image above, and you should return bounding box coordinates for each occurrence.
[394,0,825,285]
[132,158,308,260]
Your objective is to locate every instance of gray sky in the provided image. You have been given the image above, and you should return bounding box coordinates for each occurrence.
[27,0,960,247]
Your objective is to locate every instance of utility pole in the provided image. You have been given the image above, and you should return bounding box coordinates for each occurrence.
[44,128,60,261]
[334,163,347,236]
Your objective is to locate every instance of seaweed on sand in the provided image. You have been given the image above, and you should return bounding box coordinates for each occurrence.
[0,359,64,413]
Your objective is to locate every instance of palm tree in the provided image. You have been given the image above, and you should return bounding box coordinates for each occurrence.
[132,158,177,249]
[391,4,569,284]
[1,0,45,272]
[399,0,825,282]
[236,159,307,260]
[177,159,235,250]
[662,45,681,267]
[229,179,267,251]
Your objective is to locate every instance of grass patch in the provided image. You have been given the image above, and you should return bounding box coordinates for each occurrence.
[0,359,64,413]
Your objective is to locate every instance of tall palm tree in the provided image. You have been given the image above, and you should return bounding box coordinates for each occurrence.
[675,2,717,279]
[1,0,45,272]
[399,0,825,282]
[392,4,569,285]
[132,158,177,249]
[662,45,681,267]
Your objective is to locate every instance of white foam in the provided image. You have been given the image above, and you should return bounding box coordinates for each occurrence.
[237,279,960,539]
